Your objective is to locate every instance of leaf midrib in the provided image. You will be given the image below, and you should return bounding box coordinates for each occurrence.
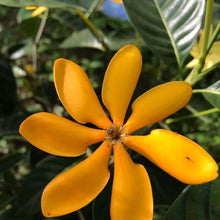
[154,0,181,68]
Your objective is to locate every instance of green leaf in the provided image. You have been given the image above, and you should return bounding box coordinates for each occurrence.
[0,54,17,117]
[0,153,24,174]
[202,80,220,110]
[163,186,190,220]
[164,168,220,220]
[185,183,211,220]
[0,115,29,137]
[17,8,34,23]
[0,0,92,10]
[19,17,41,37]
[108,28,136,51]
[209,172,220,220]
[123,0,205,68]
[12,155,84,216]
[60,29,104,50]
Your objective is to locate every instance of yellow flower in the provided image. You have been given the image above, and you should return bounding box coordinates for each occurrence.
[25,64,34,75]
[187,30,220,71]
[110,0,122,3]
[19,45,218,219]
[25,6,47,17]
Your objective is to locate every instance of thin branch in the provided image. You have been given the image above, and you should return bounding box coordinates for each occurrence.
[158,121,171,130]
[77,210,85,220]
[165,108,218,124]
[206,21,220,55]
[185,104,210,124]
[85,0,100,18]
[74,8,110,52]
[32,10,48,73]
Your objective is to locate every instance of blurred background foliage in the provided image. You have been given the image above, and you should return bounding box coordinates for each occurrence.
[0,0,220,219]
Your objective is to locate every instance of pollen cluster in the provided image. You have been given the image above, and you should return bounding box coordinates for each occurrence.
[105,124,126,145]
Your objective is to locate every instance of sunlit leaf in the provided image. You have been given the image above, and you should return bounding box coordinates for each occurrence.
[202,80,220,110]
[123,0,205,68]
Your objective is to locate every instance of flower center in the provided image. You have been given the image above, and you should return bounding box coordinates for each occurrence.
[105,124,126,145]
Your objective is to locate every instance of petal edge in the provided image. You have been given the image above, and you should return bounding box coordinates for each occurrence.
[102,45,142,125]
[19,112,106,157]
[124,82,192,134]
[54,58,112,129]
[123,129,218,184]
[111,143,153,220]
[42,141,112,217]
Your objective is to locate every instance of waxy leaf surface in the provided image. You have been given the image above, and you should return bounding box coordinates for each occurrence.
[123,0,205,68]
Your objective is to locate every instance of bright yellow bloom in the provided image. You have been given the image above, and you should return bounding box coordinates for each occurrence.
[187,30,220,71]
[19,45,218,219]
[110,0,122,3]
[25,6,47,17]
[25,64,34,75]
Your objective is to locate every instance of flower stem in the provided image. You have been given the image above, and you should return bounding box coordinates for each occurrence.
[185,104,210,124]
[185,21,220,85]
[74,8,110,52]
[192,89,207,94]
[185,61,220,86]
[195,0,214,75]
[206,21,220,55]
[85,0,100,18]
[165,108,218,124]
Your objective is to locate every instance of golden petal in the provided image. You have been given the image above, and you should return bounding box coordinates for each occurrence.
[32,6,47,17]
[54,58,112,129]
[124,82,192,134]
[42,141,112,217]
[102,45,142,125]
[123,129,218,184]
[19,112,106,157]
[111,143,153,220]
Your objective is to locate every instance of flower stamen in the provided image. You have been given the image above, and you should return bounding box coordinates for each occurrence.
[105,124,126,145]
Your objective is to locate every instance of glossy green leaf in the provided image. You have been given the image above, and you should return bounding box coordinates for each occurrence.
[0,0,92,10]
[202,80,220,110]
[60,29,104,51]
[209,172,220,220]
[164,168,220,220]
[185,183,211,220]
[123,0,205,68]
[163,186,190,220]
[0,153,24,174]
[108,28,136,51]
